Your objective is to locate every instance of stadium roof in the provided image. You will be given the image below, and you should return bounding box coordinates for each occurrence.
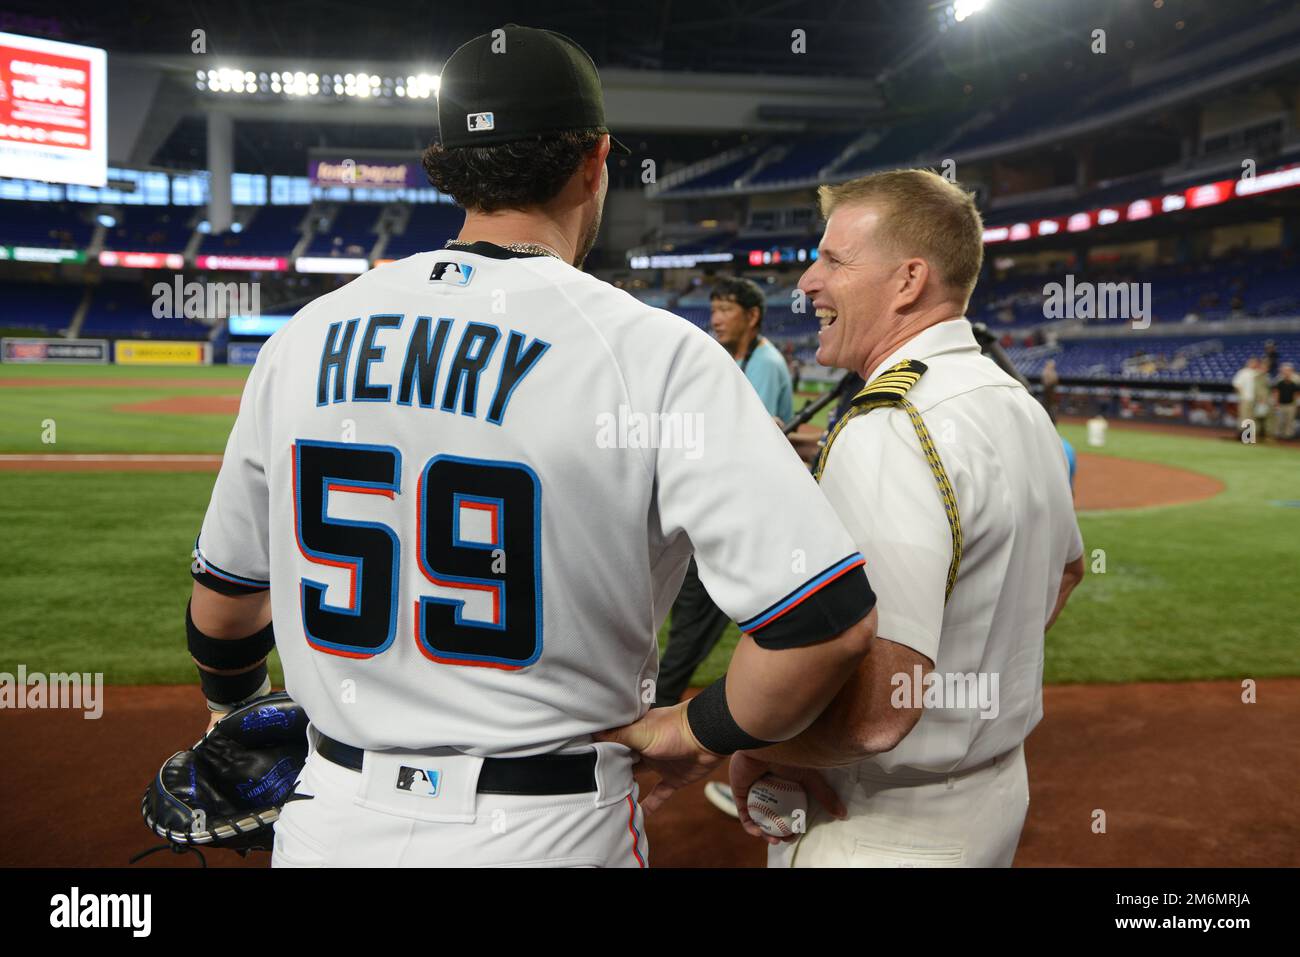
[12,0,1289,85]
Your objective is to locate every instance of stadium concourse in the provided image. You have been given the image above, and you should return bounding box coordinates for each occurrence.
[1,0,1298,875]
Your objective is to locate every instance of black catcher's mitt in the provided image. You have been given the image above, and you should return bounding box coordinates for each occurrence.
[140,692,309,853]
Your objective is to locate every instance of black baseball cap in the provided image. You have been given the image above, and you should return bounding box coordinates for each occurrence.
[437,24,630,154]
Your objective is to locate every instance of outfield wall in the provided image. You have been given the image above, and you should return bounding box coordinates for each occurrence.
[114,340,212,365]
[0,337,214,366]
[0,337,109,364]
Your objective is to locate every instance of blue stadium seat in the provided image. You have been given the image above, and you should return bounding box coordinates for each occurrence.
[0,281,84,333]
[0,201,92,249]
[198,205,307,257]
[106,207,194,252]
[81,282,213,340]
[383,203,464,259]
[306,204,382,257]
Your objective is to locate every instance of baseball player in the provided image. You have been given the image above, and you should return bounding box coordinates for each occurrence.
[184,25,878,868]
[727,169,1085,867]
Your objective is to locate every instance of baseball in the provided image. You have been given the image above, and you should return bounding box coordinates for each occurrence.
[746,775,807,839]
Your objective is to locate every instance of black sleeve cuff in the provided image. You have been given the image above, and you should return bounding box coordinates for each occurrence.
[191,542,270,597]
[738,555,876,650]
[192,569,268,597]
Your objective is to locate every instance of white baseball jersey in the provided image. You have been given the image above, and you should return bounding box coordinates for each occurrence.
[194,242,876,757]
[818,318,1083,775]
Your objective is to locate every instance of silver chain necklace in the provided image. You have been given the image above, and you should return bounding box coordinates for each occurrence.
[445,239,563,261]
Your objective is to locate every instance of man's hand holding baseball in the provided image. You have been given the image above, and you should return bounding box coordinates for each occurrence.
[729,751,845,845]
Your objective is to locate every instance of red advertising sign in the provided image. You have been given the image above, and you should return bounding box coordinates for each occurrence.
[1186,179,1233,209]
[0,32,106,186]
[983,162,1300,245]
[99,251,185,270]
[194,254,288,271]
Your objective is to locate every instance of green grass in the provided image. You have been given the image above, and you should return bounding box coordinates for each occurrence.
[1040,425,1300,683]
[667,424,1300,687]
[1,371,1296,685]
[0,363,247,452]
[0,363,250,381]
[0,471,283,685]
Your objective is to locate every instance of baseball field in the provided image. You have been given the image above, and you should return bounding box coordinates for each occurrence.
[1,362,1297,867]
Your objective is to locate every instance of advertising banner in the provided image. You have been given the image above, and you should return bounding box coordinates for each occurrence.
[114,340,212,365]
[0,32,107,186]
[99,250,185,269]
[1,336,108,363]
[226,341,264,366]
[194,254,288,271]
[308,153,420,189]
[295,256,368,274]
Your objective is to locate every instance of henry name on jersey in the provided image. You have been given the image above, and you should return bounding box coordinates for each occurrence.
[315,308,550,427]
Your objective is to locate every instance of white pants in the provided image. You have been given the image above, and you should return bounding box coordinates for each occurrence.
[769,744,1028,868]
[273,730,647,868]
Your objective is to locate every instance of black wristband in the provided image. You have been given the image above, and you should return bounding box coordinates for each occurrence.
[686,678,777,756]
[198,661,269,706]
[186,600,276,670]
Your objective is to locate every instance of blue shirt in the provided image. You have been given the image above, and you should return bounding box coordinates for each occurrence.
[1061,436,1077,489]
[743,338,794,424]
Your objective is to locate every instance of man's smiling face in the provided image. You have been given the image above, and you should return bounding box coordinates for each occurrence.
[798,203,901,373]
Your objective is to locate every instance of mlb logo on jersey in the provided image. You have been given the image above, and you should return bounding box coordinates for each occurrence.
[430,260,474,286]
[467,111,495,132]
[396,766,441,797]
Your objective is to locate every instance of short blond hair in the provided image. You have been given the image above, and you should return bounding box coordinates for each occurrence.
[818,169,985,302]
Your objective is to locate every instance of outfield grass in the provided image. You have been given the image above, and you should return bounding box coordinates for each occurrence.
[0,363,247,453]
[1042,424,1300,683]
[0,471,283,685]
[0,368,1295,685]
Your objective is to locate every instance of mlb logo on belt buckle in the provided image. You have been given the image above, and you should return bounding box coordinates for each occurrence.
[430,261,474,286]
[467,111,494,132]
[396,766,441,797]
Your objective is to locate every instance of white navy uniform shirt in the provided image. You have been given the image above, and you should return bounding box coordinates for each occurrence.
[191,242,876,756]
[818,318,1083,774]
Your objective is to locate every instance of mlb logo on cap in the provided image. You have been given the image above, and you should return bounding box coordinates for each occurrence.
[467,111,495,132]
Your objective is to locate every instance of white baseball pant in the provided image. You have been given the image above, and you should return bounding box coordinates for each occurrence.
[768,743,1029,867]
[273,729,647,868]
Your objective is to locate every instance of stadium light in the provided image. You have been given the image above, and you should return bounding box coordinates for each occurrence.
[193,65,441,101]
[953,0,989,22]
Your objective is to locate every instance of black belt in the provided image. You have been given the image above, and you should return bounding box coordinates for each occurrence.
[315,734,598,796]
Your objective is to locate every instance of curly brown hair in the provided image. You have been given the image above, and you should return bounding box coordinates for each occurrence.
[422,128,605,212]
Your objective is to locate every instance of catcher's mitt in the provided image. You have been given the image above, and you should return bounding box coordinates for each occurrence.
[140,692,309,853]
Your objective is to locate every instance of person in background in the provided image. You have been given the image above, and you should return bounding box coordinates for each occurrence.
[708,276,794,426]
[654,277,797,711]
[1233,357,1259,437]
[1061,435,1077,491]
[783,341,803,395]
[1265,340,1280,378]
[1273,362,1298,441]
[1253,356,1272,441]
[1041,358,1060,424]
